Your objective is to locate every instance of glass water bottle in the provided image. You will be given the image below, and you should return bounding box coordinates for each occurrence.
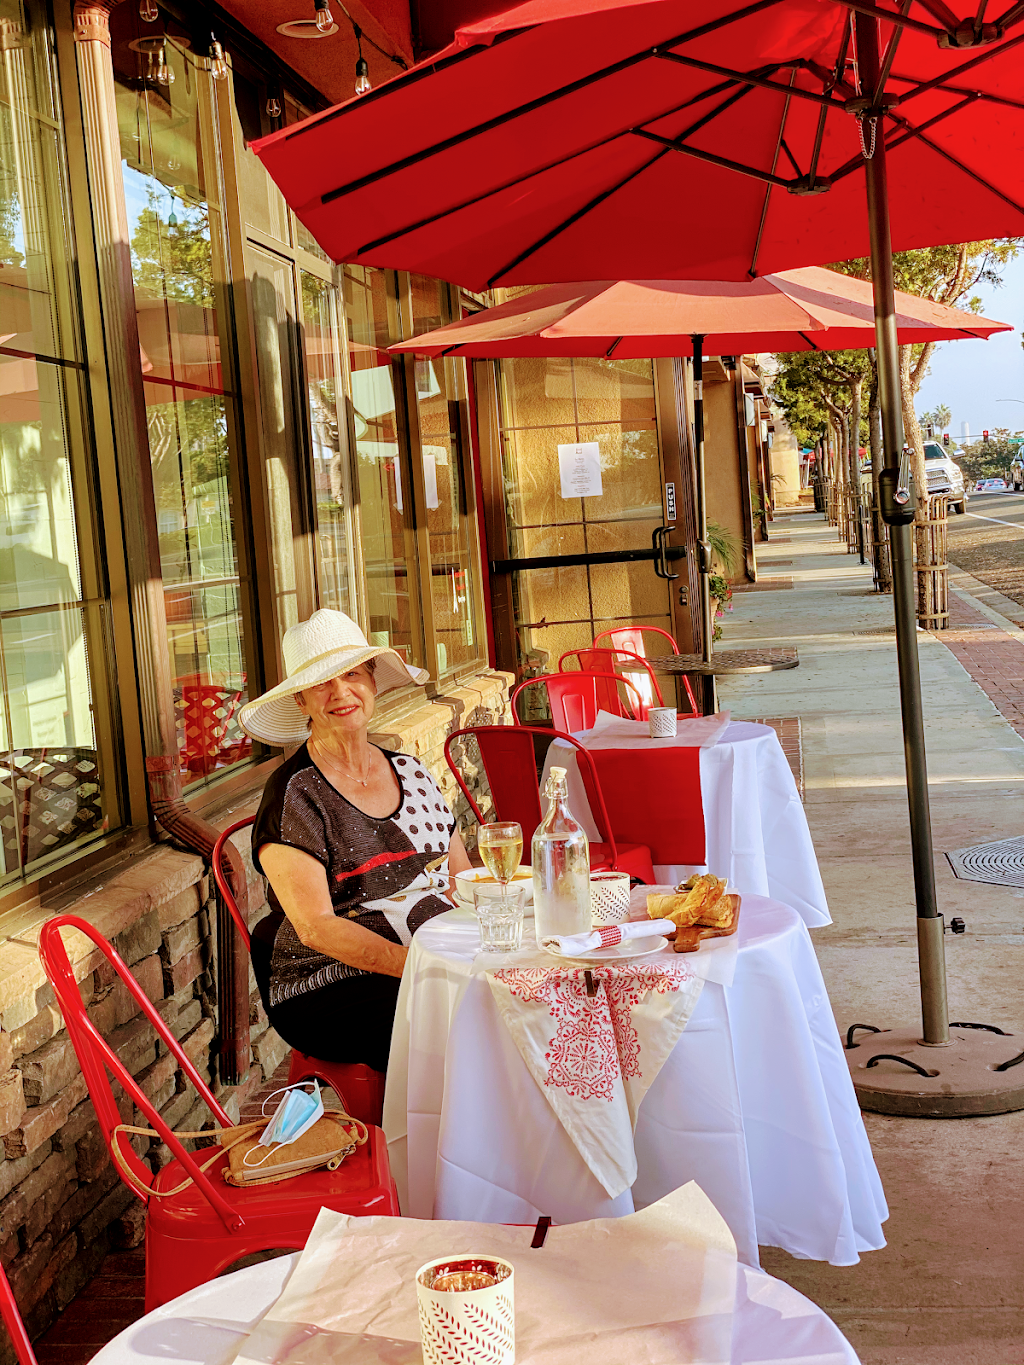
[532,766,591,942]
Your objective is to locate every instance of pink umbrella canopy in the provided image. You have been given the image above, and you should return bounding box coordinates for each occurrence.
[389,266,1010,357]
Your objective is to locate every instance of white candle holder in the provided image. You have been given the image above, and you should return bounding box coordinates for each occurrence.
[589,870,631,925]
[648,706,678,738]
[417,1255,515,1364]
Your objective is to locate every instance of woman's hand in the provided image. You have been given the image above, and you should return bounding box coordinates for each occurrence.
[259,844,409,977]
[446,830,472,902]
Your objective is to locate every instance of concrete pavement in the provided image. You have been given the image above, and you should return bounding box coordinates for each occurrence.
[717,510,1024,1365]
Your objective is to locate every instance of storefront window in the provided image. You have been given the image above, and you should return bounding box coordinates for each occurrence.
[342,266,423,669]
[0,0,115,879]
[407,279,479,676]
[112,10,251,784]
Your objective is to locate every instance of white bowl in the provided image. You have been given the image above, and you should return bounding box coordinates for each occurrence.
[454,866,534,913]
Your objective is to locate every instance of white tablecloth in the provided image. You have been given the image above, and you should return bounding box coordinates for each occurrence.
[544,720,831,927]
[385,900,886,1269]
[89,1251,861,1365]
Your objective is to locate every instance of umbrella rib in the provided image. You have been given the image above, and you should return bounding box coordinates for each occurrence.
[830,0,946,39]
[779,138,804,179]
[872,0,912,103]
[825,96,979,184]
[632,130,794,188]
[655,51,847,110]
[891,27,1024,103]
[317,0,787,206]
[889,112,1024,214]
[798,333,822,350]
[358,80,758,263]
[749,70,796,279]
[890,75,1024,111]
[912,0,961,25]
[996,0,1024,25]
[605,338,624,358]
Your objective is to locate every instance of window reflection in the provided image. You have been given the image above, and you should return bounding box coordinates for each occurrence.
[0,0,110,879]
[112,12,251,782]
[342,266,423,669]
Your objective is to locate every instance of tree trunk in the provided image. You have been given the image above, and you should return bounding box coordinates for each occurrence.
[899,343,929,523]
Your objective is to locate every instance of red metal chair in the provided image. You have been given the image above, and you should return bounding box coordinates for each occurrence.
[558,647,665,718]
[509,671,645,732]
[444,725,656,883]
[212,819,386,1127]
[0,1261,36,1365]
[38,916,399,1312]
[594,625,699,717]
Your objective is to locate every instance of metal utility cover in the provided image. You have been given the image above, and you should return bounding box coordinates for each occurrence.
[946,837,1024,889]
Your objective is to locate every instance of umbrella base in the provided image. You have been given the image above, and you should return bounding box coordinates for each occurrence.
[846,1024,1024,1117]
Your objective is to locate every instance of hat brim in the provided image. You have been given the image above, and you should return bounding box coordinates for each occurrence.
[237,646,429,746]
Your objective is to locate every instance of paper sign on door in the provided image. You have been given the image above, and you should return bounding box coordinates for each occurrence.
[558,442,603,499]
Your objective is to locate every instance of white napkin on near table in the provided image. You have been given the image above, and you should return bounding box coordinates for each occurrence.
[584,709,731,749]
[542,919,676,955]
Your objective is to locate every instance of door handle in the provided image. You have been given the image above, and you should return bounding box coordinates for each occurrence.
[652,525,680,580]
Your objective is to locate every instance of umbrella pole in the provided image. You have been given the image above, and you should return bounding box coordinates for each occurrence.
[859,23,947,1049]
[691,336,714,674]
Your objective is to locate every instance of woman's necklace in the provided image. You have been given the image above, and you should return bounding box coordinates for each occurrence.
[312,739,372,787]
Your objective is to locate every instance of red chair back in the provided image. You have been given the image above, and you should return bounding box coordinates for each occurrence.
[0,1262,36,1365]
[445,725,626,863]
[558,647,664,716]
[212,817,256,947]
[509,672,644,732]
[593,625,699,717]
[38,916,243,1233]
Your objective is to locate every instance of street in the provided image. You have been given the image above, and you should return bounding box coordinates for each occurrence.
[948,490,1024,610]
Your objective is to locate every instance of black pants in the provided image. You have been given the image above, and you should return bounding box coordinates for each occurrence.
[265,971,401,1075]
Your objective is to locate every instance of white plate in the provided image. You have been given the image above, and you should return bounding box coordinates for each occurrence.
[541,935,670,962]
[454,866,534,914]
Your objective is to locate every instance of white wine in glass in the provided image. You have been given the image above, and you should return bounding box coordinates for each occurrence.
[478,823,523,889]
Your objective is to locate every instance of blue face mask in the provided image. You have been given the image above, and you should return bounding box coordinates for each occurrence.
[244,1081,324,1167]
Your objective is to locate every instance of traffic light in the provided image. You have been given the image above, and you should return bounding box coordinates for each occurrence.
[984,430,990,441]
[942,432,949,446]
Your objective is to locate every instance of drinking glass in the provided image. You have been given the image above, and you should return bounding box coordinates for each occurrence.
[472,883,526,953]
[477,821,523,907]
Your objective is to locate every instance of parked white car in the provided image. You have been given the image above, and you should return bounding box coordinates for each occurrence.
[922,441,967,513]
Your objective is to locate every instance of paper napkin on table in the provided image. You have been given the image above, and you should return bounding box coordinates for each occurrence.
[585,709,731,749]
[230,1182,737,1365]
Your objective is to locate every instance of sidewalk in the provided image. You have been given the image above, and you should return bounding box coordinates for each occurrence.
[717,511,1024,1365]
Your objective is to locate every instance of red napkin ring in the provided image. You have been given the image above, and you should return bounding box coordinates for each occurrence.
[596,925,623,947]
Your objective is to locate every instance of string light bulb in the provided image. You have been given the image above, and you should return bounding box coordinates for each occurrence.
[314,0,334,34]
[139,0,158,21]
[353,25,371,95]
[208,35,228,80]
[155,45,174,85]
[266,93,282,119]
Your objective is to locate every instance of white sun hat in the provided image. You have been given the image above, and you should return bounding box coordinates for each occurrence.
[237,609,428,746]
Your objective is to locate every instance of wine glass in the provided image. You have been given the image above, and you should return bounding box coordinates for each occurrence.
[477,821,523,909]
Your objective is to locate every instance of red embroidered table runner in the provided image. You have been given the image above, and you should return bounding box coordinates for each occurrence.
[487,959,703,1198]
[584,746,706,867]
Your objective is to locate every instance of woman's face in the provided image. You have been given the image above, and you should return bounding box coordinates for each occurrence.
[296,663,377,741]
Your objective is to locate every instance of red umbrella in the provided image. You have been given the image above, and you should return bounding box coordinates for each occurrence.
[388,266,1010,357]
[252,0,1024,290]
[255,1,1024,1067]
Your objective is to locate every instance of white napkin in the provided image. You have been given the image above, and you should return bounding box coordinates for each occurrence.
[584,709,731,749]
[542,919,676,955]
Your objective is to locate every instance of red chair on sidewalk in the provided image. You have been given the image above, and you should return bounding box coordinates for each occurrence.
[509,672,645,732]
[38,916,399,1312]
[593,625,699,718]
[0,1262,36,1365]
[212,819,386,1127]
[558,647,664,718]
[444,725,656,882]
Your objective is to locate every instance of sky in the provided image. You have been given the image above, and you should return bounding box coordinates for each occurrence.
[915,252,1024,441]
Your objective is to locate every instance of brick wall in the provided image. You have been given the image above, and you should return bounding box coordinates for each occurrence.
[0,667,510,1355]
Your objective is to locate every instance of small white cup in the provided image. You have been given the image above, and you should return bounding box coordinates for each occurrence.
[589,871,631,925]
[417,1255,515,1364]
[648,706,678,738]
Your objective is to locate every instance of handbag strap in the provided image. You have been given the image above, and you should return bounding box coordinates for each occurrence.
[110,1109,369,1200]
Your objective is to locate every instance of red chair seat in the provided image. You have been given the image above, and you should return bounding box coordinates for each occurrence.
[287,1053,385,1128]
[145,1127,397,1307]
[590,841,656,884]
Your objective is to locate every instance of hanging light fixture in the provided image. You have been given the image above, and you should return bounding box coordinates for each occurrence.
[208,34,228,80]
[167,197,178,228]
[313,0,334,35]
[139,0,159,21]
[155,44,174,85]
[266,90,282,119]
[353,23,371,95]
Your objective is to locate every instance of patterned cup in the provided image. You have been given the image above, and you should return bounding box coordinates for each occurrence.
[417,1255,515,1364]
[589,870,631,925]
[648,706,678,738]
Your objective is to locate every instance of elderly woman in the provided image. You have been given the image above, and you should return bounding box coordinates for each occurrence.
[238,610,470,1074]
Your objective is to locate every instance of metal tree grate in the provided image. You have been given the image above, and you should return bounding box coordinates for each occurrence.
[946,837,1024,888]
